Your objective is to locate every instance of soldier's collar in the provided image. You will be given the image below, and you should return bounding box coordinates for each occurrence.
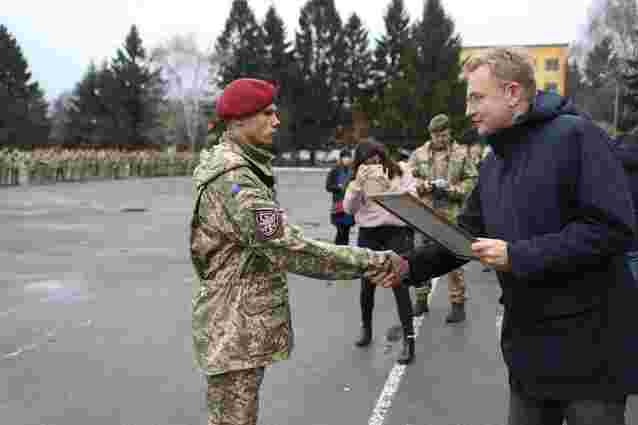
[224,132,274,178]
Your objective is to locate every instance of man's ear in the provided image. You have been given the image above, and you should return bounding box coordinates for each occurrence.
[507,82,523,108]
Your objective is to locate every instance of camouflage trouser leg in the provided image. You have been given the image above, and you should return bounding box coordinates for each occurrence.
[447,267,466,305]
[206,367,265,425]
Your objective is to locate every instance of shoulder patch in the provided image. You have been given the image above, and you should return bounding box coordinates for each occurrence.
[255,208,283,241]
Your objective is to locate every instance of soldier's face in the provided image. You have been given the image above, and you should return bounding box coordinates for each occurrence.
[241,104,280,146]
[465,65,516,136]
[431,129,451,148]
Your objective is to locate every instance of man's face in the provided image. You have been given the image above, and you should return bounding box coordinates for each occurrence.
[430,128,451,149]
[239,104,280,146]
[465,65,514,136]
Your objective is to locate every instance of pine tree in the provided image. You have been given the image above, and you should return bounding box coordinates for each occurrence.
[585,37,618,89]
[582,36,620,126]
[110,25,165,146]
[342,13,373,107]
[262,5,292,83]
[409,0,465,139]
[262,5,298,152]
[372,0,411,92]
[0,24,50,146]
[623,31,638,127]
[65,62,103,145]
[215,0,266,87]
[294,0,344,150]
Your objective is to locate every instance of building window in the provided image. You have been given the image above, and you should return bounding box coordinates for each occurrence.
[545,58,560,72]
[545,82,558,92]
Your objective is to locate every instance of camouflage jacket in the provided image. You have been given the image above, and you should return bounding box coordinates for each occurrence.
[190,133,394,376]
[407,140,478,219]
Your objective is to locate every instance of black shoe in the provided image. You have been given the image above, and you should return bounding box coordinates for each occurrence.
[445,303,466,323]
[397,335,415,365]
[355,326,372,347]
[413,298,429,316]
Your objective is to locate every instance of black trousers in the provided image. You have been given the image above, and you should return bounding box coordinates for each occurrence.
[334,223,352,246]
[357,226,414,335]
[507,385,627,425]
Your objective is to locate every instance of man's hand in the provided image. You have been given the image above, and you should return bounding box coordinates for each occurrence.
[471,238,511,272]
[364,251,405,288]
[416,181,433,197]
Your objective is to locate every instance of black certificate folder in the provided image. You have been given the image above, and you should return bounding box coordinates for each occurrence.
[369,192,477,260]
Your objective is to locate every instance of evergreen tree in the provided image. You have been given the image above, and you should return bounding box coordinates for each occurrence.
[262,5,299,152]
[215,0,266,87]
[410,0,465,138]
[371,0,411,92]
[65,62,104,145]
[341,13,373,106]
[262,5,292,83]
[582,36,620,126]
[0,24,50,146]
[623,32,638,128]
[585,37,618,89]
[110,25,165,146]
[294,0,344,150]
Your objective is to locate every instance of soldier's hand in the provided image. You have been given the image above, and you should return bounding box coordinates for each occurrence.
[416,181,433,197]
[365,252,407,288]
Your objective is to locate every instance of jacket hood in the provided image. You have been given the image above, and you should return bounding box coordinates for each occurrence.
[484,91,582,155]
[519,91,580,125]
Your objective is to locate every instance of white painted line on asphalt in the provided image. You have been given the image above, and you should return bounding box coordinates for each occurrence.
[368,277,439,425]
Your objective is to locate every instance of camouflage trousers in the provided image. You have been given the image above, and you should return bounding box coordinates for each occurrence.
[413,233,467,305]
[206,367,265,425]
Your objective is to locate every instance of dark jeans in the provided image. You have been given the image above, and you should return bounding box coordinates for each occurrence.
[358,226,414,335]
[507,386,627,425]
[334,223,352,246]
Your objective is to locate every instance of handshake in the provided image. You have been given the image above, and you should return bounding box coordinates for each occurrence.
[363,251,409,288]
[417,178,449,199]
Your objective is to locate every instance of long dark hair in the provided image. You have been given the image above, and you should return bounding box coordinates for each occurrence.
[352,141,403,181]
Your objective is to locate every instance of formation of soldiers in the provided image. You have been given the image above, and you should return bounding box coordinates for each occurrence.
[0,147,198,186]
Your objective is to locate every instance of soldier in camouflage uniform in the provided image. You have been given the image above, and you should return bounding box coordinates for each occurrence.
[407,114,478,323]
[190,78,404,425]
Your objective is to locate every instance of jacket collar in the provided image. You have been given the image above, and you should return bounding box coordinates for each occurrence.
[223,131,275,179]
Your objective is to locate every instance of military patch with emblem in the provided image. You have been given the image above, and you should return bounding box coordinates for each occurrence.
[255,208,283,241]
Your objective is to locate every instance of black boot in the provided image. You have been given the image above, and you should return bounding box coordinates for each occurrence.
[445,303,466,324]
[355,326,372,347]
[413,297,429,316]
[397,335,415,365]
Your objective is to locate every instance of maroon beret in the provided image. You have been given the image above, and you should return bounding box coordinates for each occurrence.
[215,78,277,121]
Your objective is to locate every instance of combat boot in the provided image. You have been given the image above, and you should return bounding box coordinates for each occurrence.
[355,326,372,347]
[413,283,430,316]
[413,295,429,316]
[397,334,415,365]
[445,302,466,324]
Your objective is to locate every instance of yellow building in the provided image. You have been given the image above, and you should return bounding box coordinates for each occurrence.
[460,44,569,96]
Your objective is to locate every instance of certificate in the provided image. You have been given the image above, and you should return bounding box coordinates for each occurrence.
[369,191,477,260]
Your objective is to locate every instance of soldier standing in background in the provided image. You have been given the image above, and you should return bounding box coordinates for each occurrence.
[408,114,478,323]
[190,78,404,425]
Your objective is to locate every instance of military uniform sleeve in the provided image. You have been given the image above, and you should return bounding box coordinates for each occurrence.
[448,153,479,203]
[206,167,392,281]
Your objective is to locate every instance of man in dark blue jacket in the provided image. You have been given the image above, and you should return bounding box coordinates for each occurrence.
[387,48,638,424]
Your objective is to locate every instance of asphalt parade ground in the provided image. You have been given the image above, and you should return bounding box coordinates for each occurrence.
[1,171,636,425]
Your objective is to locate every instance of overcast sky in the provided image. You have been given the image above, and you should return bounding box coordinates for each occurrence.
[2,0,594,100]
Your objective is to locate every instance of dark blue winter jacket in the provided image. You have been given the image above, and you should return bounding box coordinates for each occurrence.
[614,140,638,251]
[406,91,638,400]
